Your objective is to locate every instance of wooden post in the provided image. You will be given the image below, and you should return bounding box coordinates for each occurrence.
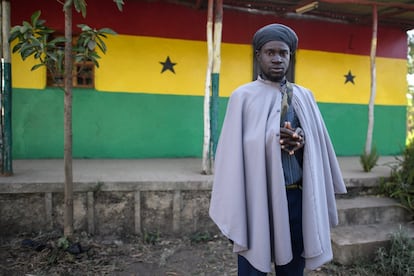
[202,0,223,174]
[202,0,214,174]
[211,0,222,159]
[365,4,377,156]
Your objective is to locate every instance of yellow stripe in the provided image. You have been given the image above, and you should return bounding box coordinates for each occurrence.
[12,35,406,107]
[97,35,207,95]
[220,42,252,96]
[96,35,252,96]
[12,47,46,89]
[295,50,407,105]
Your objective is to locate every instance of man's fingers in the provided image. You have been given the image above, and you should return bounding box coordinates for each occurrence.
[280,132,304,141]
[282,140,303,147]
[281,144,304,155]
[283,121,293,129]
[281,147,298,155]
[280,124,305,153]
[289,144,304,154]
[280,127,295,136]
[280,126,304,141]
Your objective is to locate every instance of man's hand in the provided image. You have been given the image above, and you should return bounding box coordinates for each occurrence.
[280,121,305,155]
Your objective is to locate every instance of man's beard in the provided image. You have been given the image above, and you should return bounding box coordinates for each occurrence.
[261,72,285,83]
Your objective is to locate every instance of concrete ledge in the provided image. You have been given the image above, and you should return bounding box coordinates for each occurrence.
[336,196,410,226]
[0,181,213,194]
[0,157,397,245]
[0,183,216,237]
[331,223,414,265]
[343,177,387,188]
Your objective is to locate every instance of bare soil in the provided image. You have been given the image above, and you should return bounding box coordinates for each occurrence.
[0,231,344,275]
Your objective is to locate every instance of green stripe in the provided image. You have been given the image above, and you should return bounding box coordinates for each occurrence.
[12,89,405,158]
[211,72,220,156]
[12,88,227,159]
[319,103,406,156]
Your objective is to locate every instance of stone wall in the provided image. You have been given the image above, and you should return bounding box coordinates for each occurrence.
[0,182,217,238]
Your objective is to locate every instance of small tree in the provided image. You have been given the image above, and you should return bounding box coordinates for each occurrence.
[407,30,414,142]
[9,0,124,237]
[360,4,379,172]
[202,0,223,174]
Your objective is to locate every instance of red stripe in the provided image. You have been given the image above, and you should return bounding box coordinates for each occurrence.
[221,11,408,59]
[11,0,407,59]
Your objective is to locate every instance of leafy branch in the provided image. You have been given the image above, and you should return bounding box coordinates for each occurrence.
[9,10,116,86]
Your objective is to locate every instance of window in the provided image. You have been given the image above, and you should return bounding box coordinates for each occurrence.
[46,35,96,88]
[47,61,95,88]
[73,61,95,88]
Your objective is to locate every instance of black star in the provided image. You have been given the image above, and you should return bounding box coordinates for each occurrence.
[160,56,177,74]
[344,70,356,84]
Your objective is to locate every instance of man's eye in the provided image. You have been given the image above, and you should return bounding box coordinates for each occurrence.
[265,50,289,57]
[280,51,289,57]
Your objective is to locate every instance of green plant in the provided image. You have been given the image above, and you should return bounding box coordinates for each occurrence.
[9,11,116,76]
[374,227,414,275]
[360,146,379,172]
[57,236,70,250]
[378,141,414,220]
[93,181,104,192]
[324,228,414,275]
[190,231,212,244]
[143,230,160,245]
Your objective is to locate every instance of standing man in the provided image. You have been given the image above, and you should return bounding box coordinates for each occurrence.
[209,23,347,275]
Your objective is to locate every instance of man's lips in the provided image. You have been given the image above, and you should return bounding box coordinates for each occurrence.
[270,67,284,73]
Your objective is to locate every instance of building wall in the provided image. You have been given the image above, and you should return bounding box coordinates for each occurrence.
[10,0,408,158]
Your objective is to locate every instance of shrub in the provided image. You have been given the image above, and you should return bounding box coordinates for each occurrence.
[374,227,414,276]
[378,140,414,221]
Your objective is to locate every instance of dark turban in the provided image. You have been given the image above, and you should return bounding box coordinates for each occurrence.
[252,23,298,53]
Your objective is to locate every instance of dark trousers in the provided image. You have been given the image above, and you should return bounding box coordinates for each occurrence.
[238,188,305,276]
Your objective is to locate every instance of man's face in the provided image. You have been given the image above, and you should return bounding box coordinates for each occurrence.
[256,40,290,82]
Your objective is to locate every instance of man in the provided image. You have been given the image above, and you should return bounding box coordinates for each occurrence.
[209,23,347,275]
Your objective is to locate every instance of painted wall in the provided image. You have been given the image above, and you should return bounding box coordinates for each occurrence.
[11,0,408,158]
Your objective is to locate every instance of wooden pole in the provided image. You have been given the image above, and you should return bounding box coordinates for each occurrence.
[365,4,377,156]
[211,0,222,158]
[202,0,214,174]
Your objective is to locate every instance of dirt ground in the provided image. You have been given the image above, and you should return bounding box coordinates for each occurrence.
[0,231,344,275]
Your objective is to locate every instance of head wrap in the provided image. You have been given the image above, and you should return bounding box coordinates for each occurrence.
[252,23,298,53]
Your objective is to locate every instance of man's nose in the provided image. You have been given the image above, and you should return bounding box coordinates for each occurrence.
[271,55,282,62]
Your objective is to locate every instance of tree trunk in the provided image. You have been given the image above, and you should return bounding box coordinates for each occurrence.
[63,2,74,238]
[202,0,214,174]
[365,4,377,156]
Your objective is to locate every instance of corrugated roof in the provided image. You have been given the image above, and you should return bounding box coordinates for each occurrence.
[170,0,414,30]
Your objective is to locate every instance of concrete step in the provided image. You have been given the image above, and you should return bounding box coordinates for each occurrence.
[331,223,414,265]
[336,196,410,226]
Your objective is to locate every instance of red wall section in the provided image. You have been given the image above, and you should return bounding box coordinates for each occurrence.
[10,0,407,59]
[10,0,207,40]
[220,11,407,59]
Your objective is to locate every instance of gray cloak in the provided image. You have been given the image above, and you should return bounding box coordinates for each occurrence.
[209,78,347,272]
